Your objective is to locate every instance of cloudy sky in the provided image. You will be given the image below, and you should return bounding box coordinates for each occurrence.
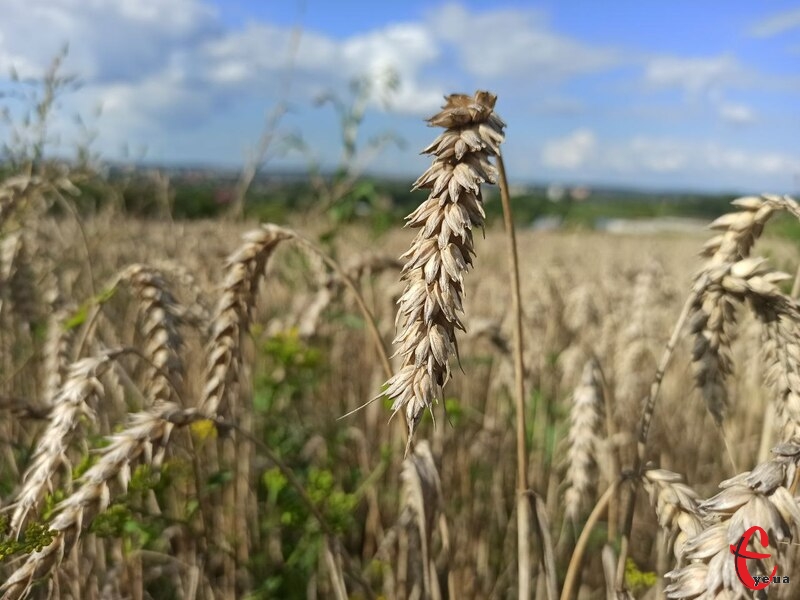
[1,0,799,192]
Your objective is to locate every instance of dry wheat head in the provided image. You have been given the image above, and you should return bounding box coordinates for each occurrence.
[381,91,505,444]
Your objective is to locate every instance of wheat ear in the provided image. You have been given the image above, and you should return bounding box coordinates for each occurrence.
[42,301,76,405]
[564,359,606,523]
[0,402,201,600]
[642,469,703,564]
[617,195,799,590]
[8,351,121,539]
[665,443,800,599]
[689,195,797,424]
[762,312,800,444]
[118,264,184,404]
[201,225,390,418]
[200,224,293,417]
[382,91,505,445]
[0,171,78,229]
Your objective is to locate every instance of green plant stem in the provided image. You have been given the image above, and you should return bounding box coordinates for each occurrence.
[218,417,377,600]
[497,152,533,600]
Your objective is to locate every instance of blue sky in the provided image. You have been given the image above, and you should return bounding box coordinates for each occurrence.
[1,0,799,192]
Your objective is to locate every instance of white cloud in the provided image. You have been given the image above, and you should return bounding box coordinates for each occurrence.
[0,0,219,82]
[430,3,618,79]
[749,8,800,38]
[644,55,743,97]
[704,144,797,175]
[202,23,339,79]
[202,21,444,114]
[341,24,444,114]
[542,129,597,169]
[541,133,799,180]
[719,103,755,125]
[0,0,450,159]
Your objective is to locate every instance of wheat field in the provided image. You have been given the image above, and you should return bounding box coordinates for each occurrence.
[1,91,799,600]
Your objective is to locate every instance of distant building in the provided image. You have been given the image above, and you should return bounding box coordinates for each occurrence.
[529,216,563,231]
[596,217,707,234]
[547,184,565,202]
[570,186,591,201]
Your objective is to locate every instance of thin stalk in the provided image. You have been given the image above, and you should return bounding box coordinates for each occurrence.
[614,288,698,590]
[497,152,532,600]
[560,480,619,600]
[51,187,97,299]
[533,492,558,600]
[792,264,800,298]
[292,235,392,380]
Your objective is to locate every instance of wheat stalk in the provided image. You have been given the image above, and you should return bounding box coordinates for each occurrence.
[382,91,505,446]
[396,440,447,600]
